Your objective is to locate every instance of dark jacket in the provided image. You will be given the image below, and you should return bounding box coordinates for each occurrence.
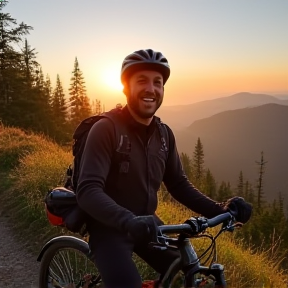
[77,106,225,232]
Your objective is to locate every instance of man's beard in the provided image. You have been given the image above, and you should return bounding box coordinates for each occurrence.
[127,91,163,119]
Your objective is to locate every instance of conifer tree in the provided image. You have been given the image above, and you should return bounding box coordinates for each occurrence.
[0,1,32,120]
[43,74,53,107]
[244,180,255,204]
[237,171,244,197]
[69,57,91,128]
[217,181,233,202]
[255,151,267,213]
[91,99,102,115]
[21,39,39,88]
[203,169,217,199]
[180,152,192,181]
[32,69,54,134]
[51,75,68,142]
[191,137,205,187]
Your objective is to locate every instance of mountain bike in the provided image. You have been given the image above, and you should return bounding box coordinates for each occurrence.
[37,211,239,288]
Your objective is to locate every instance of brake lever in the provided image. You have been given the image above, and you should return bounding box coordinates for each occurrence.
[222,220,243,232]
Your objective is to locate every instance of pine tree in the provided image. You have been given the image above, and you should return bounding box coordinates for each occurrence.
[255,151,267,213]
[43,74,53,108]
[244,180,255,204]
[21,39,39,88]
[91,99,102,115]
[203,169,217,199]
[217,181,233,202]
[51,75,68,142]
[180,152,192,181]
[237,171,244,197]
[68,57,91,128]
[0,2,32,120]
[191,137,205,188]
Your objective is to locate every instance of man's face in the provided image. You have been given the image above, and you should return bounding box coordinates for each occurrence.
[124,70,164,119]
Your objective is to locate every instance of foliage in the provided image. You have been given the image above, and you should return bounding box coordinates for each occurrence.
[0,2,101,144]
[68,57,92,130]
[191,137,205,187]
[0,125,287,287]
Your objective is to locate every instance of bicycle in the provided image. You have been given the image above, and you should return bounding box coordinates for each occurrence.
[37,211,240,288]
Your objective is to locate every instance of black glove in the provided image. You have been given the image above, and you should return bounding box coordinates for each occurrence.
[125,215,158,245]
[225,196,252,224]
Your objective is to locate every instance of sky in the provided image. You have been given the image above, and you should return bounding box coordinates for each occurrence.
[3,0,288,110]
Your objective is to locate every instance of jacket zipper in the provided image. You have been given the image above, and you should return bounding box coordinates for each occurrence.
[136,133,152,213]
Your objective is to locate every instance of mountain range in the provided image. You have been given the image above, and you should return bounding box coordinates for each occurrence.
[157,92,288,130]
[156,93,288,202]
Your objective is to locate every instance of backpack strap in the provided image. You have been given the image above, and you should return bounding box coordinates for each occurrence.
[156,117,169,154]
[102,108,131,174]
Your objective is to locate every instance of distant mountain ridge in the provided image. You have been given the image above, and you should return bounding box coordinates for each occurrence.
[174,103,288,202]
[157,92,288,130]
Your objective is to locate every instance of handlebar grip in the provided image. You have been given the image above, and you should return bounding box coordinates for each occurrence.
[206,212,233,228]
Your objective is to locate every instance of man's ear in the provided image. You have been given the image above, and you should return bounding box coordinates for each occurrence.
[123,84,128,96]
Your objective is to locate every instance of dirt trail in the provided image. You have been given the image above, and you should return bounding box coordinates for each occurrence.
[0,208,39,288]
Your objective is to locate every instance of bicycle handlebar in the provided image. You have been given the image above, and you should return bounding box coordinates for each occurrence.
[158,212,234,236]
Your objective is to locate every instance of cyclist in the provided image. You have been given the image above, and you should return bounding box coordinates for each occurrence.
[76,49,252,288]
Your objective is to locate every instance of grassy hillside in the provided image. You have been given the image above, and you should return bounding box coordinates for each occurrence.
[0,124,287,287]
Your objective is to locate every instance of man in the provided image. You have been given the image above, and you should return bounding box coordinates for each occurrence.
[77,49,252,288]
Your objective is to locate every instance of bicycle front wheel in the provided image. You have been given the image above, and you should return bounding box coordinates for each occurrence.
[38,236,101,288]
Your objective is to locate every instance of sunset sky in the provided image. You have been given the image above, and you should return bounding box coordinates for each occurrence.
[4,0,288,110]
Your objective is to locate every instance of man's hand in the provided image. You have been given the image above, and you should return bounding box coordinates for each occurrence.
[225,197,252,224]
[125,215,158,245]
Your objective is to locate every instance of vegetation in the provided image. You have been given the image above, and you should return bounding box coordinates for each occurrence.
[0,125,287,287]
[0,1,102,144]
[179,138,288,270]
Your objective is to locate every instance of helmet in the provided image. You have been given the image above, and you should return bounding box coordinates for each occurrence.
[121,49,170,85]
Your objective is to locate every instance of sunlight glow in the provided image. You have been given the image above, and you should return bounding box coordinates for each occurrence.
[101,65,123,92]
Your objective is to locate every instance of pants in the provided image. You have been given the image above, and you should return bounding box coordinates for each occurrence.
[88,222,179,288]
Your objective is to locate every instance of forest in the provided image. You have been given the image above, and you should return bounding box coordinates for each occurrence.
[1,0,288,271]
[0,1,102,144]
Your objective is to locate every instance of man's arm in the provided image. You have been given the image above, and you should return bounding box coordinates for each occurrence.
[76,118,135,231]
[163,126,226,218]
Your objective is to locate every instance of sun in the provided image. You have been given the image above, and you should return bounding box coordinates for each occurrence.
[101,65,123,92]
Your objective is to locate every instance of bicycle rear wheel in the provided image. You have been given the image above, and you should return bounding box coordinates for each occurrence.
[39,236,101,288]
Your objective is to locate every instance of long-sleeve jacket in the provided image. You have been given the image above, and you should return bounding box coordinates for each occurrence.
[77,106,226,231]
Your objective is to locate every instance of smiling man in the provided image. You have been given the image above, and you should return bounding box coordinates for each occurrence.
[76,49,252,288]
[123,70,164,124]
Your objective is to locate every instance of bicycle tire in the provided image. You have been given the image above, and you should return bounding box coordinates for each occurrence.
[39,236,101,288]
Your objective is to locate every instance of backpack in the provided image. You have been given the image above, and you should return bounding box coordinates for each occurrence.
[65,106,130,191]
[45,106,130,235]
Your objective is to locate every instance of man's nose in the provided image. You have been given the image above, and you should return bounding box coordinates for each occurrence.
[144,81,155,94]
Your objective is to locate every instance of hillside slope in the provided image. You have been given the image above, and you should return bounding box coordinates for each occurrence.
[174,103,288,201]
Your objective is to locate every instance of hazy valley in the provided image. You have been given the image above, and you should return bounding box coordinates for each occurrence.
[157,93,288,202]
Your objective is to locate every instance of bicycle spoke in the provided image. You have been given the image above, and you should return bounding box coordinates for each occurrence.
[45,248,99,288]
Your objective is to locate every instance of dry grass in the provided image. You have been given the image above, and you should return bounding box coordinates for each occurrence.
[0,124,287,287]
[156,199,288,288]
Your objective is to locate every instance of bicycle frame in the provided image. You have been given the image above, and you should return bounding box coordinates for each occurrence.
[158,237,226,288]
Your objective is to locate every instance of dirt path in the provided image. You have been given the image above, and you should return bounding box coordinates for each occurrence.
[0,208,39,288]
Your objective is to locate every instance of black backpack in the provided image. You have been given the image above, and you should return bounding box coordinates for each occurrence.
[44,106,130,235]
[65,106,130,191]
